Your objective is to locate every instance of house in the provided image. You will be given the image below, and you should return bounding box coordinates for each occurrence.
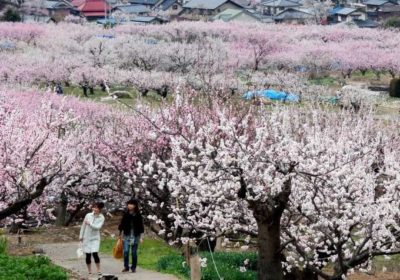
[42,0,72,21]
[377,5,400,20]
[328,7,367,23]
[363,0,397,12]
[362,0,399,20]
[245,8,275,23]
[180,0,245,19]
[260,0,300,16]
[111,4,151,21]
[156,0,184,18]
[274,7,314,24]
[213,8,261,22]
[75,0,111,20]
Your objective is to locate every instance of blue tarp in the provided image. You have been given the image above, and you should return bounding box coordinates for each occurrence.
[243,89,300,102]
[0,42,16,50]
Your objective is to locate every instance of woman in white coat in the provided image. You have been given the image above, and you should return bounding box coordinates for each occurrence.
[79,202,105,276]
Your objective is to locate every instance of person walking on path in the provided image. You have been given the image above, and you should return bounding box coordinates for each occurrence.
[118,199,144,273]
[79,202,105,277]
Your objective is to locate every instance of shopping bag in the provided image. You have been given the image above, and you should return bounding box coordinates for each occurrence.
[76,243,83,258]
[113,237,123,259]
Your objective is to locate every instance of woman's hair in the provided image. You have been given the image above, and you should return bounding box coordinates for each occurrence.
[127,199,140,213]
[93,202,105,210]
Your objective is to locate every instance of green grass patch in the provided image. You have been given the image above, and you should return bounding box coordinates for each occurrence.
[0,236,7,255]
[157,251,257,280]
[0,236,67,280]
[62,85,171,108]
[0,235,67,280]
[373,254,400,272]
[0,254,68,280]
[309,76,337,86]
[100,237,180,271]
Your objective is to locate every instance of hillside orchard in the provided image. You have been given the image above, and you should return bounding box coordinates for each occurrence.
[0,22,400,280]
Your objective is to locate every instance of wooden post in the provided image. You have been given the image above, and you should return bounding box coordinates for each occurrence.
[190,254,201,280]
[184,241,201,280]
[214,236,223,252]
[17,229,22,245]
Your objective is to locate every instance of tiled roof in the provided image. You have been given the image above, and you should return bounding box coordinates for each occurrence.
[77,0,111,12]
[113,4,150,14]
[183,0,243,10]
[363,0,390,6]
[262,0,300,7]
[128,0,159,5]
[335,7,358,15]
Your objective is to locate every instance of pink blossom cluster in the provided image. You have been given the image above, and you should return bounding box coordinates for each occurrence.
[0,22,399,98]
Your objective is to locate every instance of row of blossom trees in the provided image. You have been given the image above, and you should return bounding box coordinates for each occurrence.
[1,87,399,280]
[1,22,400,98]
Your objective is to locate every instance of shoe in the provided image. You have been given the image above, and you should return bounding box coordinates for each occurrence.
[131,269,136,273]
[122,268,129,272]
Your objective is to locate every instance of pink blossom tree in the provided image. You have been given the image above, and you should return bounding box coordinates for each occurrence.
[148,99,400,280]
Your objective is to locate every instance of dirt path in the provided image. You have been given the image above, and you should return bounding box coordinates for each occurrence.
[40,242,178,280]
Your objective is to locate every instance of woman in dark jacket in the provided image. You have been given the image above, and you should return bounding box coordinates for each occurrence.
[118,199,144,273]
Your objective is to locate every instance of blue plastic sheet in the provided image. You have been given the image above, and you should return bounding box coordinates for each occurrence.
[243,89,299,102]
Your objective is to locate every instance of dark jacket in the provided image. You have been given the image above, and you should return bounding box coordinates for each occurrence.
[118,211,144,236]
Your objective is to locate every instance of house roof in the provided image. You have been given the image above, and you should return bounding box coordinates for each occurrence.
[213,8,259,21]
[213,9,252,21]
[245,8,275,22]
[329,6,363,15]
[43,0,72,9]
[159,0,180,10]
[380,5,400,11]
[113,4,150,14]
[274,7,313,20]
[261,0,300,8]
[363,0,390,6]
[71,0,86,8]
[77,0,111,12]
[128,0,160,5]
[335,7,359,15]
[183,0,244,10]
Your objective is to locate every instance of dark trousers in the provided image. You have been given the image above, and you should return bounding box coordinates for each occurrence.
[86,252,100,265]
[123,235,140,270]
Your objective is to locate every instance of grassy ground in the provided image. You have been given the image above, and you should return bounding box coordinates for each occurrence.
[0,235,68,280]
[100,237,180,271]
[62,85,171,108]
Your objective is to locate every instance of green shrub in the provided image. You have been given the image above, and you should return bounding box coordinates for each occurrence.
[157,251,257,280]
[1,9,21,22]
[384,17,400,29]
[0,236,7,255]
[389,78,400,98]
[0,254,67,280]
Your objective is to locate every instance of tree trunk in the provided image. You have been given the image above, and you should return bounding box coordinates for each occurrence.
[89,87,94,95]
[257,218,284,280]
[82,86,88,97]
[55,192,68,226]
[0,178,48,220]
[64,201,85,226]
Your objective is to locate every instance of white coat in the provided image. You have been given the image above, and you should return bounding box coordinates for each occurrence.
[79,212,105,253]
